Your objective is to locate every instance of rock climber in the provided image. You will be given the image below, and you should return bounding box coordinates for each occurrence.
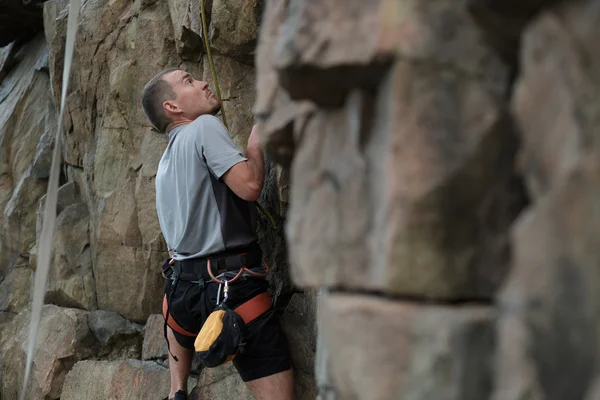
[141,68,294,400]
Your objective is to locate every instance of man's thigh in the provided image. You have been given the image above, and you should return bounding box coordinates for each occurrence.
[233,306,292,385]
[245,369,294,400]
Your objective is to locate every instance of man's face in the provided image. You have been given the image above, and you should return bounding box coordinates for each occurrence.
[163,69,221,121]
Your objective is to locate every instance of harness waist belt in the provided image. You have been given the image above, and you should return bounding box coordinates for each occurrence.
[172,243,262,282]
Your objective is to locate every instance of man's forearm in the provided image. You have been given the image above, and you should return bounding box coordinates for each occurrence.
[245,142,265,193]
[222,125,265,201]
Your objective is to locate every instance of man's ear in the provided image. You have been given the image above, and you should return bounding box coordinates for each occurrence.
[163,100,182,116]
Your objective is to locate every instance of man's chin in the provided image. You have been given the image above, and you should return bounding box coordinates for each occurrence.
[210,103,222,116]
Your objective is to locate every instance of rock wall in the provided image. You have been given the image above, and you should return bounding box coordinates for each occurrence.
[256,0,600,399]
[0,0,314,399]
[3,0,600,399]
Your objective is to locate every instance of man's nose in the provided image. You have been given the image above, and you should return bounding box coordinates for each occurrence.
[199,81,208,90]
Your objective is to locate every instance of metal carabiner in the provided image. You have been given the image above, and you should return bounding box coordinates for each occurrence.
[216,279,229,306]
[222,280,229,304]
[216,282,222,306]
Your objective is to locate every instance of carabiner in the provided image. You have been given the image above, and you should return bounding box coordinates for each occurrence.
[216,280,229,306]
[216,282,222,306]
[223,280,229,304]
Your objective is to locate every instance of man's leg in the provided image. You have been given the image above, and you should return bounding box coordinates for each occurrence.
[167,326,194,398]
[245,369,294,400]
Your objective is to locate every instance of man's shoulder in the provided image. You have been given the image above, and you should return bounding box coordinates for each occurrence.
[192,114,228,133]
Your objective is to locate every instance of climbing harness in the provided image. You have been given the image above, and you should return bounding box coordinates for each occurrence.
[20,1,81,399]
[162,248,273,368]
[207,258,270,284]
[198,0,277,231]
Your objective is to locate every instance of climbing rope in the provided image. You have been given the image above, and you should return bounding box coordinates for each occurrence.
[199,0,277,230]
[200,0,228,130]
[20,1,81,399]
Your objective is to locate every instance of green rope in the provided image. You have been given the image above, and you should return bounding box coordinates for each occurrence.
[199,0,277,230]
[255,201,277,231]
[200,0,228,130]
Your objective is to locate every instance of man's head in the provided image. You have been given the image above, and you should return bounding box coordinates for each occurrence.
[141,69,221,132]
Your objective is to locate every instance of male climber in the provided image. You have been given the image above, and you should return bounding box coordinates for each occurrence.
[141,68,293,400]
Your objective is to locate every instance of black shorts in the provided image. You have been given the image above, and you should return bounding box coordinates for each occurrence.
[164,276,291,382]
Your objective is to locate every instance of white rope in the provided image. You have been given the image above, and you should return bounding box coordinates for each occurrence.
[20,1,81,398]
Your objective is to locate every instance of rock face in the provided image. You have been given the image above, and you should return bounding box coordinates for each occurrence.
[0,34,53,284]
[493,1,600,399]
[258,0,525,301]
[3,0,596,398]
[0,0,314,398]
[255,0,600,398]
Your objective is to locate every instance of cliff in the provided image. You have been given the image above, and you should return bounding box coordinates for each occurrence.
[0,0,315,399]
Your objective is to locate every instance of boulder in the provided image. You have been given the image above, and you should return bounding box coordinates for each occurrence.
[0,305,97,400]
[321,294,494,400]
[59,359,185,400]
[88,310,143,360]
[142,314,168,361]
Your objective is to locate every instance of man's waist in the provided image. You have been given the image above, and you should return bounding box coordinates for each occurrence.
[171,242,262,282]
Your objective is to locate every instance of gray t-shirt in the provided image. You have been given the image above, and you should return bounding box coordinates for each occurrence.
[155,115,257,260]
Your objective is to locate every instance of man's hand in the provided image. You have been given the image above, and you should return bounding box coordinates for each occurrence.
[222,124,265,201]
[248,124,260,149]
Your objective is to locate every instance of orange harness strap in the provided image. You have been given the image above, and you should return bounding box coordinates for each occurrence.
[162,295,196,337]
[234,292,272,324]
[162,292,273,337]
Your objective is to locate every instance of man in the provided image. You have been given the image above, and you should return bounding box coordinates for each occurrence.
[141,68,293,400]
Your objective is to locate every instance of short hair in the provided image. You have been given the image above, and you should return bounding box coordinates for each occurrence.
[141,68,179,132]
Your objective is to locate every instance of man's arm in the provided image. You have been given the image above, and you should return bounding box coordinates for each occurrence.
[222,124,264,201]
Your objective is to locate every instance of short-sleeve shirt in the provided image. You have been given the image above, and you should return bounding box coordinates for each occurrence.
[155,115,257,260]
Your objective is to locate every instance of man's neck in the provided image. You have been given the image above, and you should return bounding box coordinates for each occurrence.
[166,119,193,133]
